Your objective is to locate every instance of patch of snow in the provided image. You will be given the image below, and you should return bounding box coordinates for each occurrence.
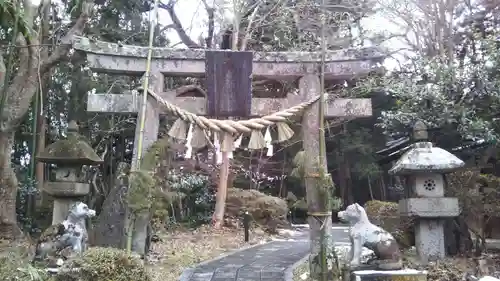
[272,238,309,242]
[479,277,500,281]
[46,268,59,273]
[291,224,309,228]
[278,228,305,237]
[353,269,428,275]
[334,244,374,264]
[332,226,349,230]
[289,224,349,230]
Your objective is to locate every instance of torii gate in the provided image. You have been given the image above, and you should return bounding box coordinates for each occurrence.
[73,36,383,257]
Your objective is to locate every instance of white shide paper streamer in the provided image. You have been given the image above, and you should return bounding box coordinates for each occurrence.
[264,127,273,156]
[214,133,222,164]
[184,123,194,159]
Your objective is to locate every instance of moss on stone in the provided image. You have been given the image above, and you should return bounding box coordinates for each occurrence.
[54,247,151,281]
[37,132,102,165]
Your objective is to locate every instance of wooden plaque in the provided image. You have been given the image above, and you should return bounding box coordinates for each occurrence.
[205,50,253,117]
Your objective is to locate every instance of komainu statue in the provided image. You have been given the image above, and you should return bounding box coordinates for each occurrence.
[33,202,96,267]
[338,203,403,270]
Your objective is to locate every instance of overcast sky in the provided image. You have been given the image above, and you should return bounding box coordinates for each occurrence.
[157,0,409,70]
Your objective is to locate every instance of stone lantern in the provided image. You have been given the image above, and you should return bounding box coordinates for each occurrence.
[37,120,103,224]
[389,121,465,263]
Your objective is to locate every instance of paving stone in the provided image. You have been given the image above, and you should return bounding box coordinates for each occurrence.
[190,272,214,280]
[179,225,351,281]
[189,277,212,281]
[213,271,237,278]
[261,270,284,279]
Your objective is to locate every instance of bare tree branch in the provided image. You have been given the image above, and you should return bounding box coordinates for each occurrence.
[41,1,93,72]
[240,2,263,51]
[159,0,202,48]
[2,0,93,130]
[201,0,215,48]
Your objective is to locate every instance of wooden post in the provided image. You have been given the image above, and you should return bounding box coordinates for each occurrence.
[205,50,253,227]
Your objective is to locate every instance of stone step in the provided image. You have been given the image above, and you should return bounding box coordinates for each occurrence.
[350,269,427,281]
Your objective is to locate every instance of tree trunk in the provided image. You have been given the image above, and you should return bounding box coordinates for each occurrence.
[380,175,387,201]
[367,176,374,201]
[0,51,5,90]
[0,0,92,242]
[344,158,354,205]
[338,158,348,206]
[212,152,229,228]
[0,132,24,240]
[36,114,46,205]
[36,0,52,205]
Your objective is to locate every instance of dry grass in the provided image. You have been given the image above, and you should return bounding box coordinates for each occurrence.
[292,261,310,281]
[146,224,279,281]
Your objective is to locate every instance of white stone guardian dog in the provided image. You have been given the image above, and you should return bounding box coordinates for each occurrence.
[338,203,402,270]
[34,202,96,266]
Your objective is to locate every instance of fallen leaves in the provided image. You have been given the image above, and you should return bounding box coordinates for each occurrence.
[404,250,500,281]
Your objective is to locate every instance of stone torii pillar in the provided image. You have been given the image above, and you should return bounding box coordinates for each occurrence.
[89,71,163,255]
[129,71,164,255]
[298,74,372,277]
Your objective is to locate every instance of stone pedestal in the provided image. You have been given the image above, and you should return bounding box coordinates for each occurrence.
[399,197,460,261]
[52,199,76,224]
[44,182,90,224]
[350,269,427,281]
[414,219,445,261]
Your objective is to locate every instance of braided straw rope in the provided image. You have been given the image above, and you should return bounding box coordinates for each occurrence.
[140,88,321,134]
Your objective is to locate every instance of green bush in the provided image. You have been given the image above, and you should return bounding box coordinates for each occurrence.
[364,200,415,248]
[0,248,48,281]
[53,247,151,281]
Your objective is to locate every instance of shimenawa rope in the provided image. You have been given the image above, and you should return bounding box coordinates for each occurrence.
[138,87,322,134]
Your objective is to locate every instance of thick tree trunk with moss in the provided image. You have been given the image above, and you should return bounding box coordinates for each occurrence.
[0,132,24,240]
[0,0,92,240]
[299,75,335,280]
[0,30,41,240]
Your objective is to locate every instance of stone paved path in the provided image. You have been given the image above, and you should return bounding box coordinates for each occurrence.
[179,225,350,281]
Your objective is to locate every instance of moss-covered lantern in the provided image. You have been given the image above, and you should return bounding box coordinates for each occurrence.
[37,120,103,224]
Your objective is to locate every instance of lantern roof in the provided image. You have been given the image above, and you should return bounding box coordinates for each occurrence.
[389,121,464,175]
[37,120,103,165]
